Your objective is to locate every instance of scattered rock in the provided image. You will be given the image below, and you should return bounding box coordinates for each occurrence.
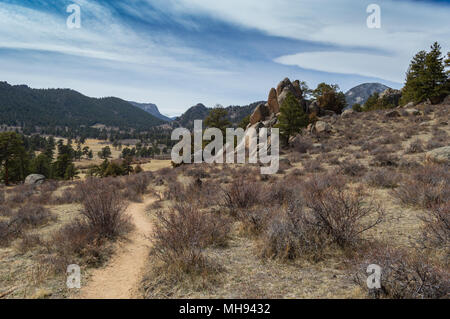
[402,102,415,109]
[314,121,331,134]
[426,146,450,164]
[24,174,45,185]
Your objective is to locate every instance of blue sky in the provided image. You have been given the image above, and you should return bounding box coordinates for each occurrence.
[0,0,449,116]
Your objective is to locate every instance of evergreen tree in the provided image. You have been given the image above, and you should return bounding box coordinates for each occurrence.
[276,92,309,145]
[30,153,52,178]
[312,83,347,114]
[204,107,231,140]
[0,132,28,185]
[401,42,448,104]
[98,146,112,160]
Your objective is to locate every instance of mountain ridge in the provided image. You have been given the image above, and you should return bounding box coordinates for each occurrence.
[345,83,391,109]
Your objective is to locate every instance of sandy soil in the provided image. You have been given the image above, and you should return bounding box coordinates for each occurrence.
[78,197,155,299]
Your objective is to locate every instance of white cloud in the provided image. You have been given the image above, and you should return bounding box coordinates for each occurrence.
[175,0,450,83]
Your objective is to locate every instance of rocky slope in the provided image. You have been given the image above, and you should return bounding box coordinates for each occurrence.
[345,83,390,108]
[128,101,173,122]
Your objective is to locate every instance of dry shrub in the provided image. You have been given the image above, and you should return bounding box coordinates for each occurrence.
[222,178,263,214]
[79,178,131,239]
[45,219,113,270]
[0,220,21,246]
[354,247,449,299]
[394,164,449,209]
[303,160,323,172]
[365,169,400,189]
[291,137,313,154]
[121,172,153,202]
[259,202,329,261]
[406,139,424,154]
[11,204,56,229]
[151,204,230,275]
[420,203,449,250]
[371,152,399,167]
[339,161,367,177]
[16,233,43,253]
[51,185,83,205]
[302,174,384,248]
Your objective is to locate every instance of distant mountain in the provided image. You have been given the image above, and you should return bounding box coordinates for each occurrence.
[345,83,390,109]
[173,101,264,129]
[128,101,173,122]
[0,82,164,134]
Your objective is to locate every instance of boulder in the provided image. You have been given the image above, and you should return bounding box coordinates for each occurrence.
[314,121,331,134]
[426,146,450,164]
[250,103,269,125]
[403,108,420,116]
[276,78,292,96]
[24,174,45,185]
[267,88,280,114]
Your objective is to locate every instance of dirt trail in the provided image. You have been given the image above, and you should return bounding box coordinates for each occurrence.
[78,197,155,299]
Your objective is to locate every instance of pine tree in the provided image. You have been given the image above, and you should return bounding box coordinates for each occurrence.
[204,107,231,140]
[0,132,29,185]
[312,83,347,113]
[401,42,448,104]
[276,92,309,145]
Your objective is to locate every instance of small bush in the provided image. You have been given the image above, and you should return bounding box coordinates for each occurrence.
[46,219,112,270]
[302,175,384,248]
[355,247,449,299]
[420,203,449,250]
[339,161,367,177]
[259,202,329,261]
[365,169,400,189]
[151,204,230,274]
[11,204,56,229]
[394,165,449,209]
[222,178,263,214]
[79,178,131,239]
[0,220,21,246]
[406,139,424,154]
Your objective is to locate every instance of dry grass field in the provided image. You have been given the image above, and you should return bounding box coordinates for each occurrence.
[1,103,449,299]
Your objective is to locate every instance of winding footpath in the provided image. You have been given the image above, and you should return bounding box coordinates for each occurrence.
[78,197,155,299]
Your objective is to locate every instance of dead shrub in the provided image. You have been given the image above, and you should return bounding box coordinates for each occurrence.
[420,203,449,250]
[11,204,56,229]
[222,178,263,214]
[339,161,367,177]
[406,139,424,154]
[16,233,43,253]
[303,160,323,172]
[79,178,131,239]
[365,169,400,189]
[354,247,449,299]
[45,219,112,270]
[302,175,384,248]
[151,204,230,275]
[371,152,399,167]
[394,164,449,209]
[291,137,313,154]
[259,201,330,261]
[0,220,21,246]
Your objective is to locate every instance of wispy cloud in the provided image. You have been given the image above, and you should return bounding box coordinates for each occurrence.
[0,0,449,115]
